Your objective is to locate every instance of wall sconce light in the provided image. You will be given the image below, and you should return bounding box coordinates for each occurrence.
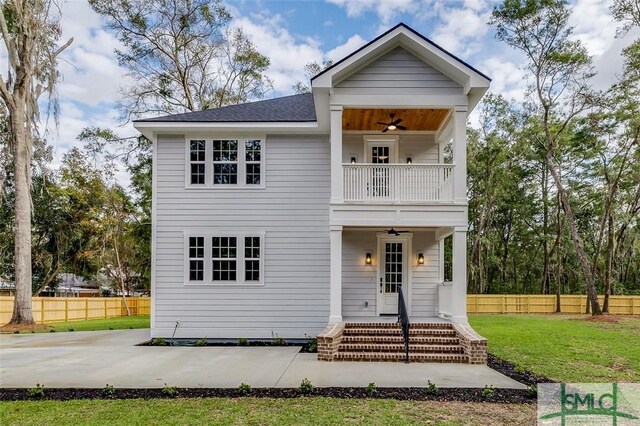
[417,252,424,265]
[351,156,357,164]
[365,252,372,265]
[406,157,412,164]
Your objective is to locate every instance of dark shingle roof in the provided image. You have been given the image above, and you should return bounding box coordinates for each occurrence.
[134,93,316,123]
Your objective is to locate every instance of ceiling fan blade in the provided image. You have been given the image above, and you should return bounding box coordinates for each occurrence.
[397,230,410,233]
[393,118,403,125]
[382,127,388,133]
[376,121,389,125]
[396,125,407,130]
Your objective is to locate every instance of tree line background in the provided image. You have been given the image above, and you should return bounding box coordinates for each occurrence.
[0,0,638,318]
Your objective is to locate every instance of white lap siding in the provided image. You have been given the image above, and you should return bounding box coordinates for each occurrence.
[154,134,330,339]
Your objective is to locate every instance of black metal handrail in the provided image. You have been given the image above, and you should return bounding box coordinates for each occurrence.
[397,285,410,363]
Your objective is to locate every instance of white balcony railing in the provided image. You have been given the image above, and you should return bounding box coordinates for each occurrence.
[343,163,454,203]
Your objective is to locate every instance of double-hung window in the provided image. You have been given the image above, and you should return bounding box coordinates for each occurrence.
[212,237,237,281]
[213,140,238,185]
[188,237,205,281]
[186,137,264,187]
[245,140,261,185]
[189,140,206,185]
[186,233,263,284]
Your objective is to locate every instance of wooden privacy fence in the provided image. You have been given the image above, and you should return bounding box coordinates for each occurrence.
[0,297,150,325]
[467,294,640,315]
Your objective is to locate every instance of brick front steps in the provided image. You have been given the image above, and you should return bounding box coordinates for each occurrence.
[317,321,487,364]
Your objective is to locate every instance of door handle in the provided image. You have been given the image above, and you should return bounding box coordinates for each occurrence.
[379,278,383,293]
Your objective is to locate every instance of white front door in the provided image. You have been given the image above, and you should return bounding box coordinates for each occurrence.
[378,238,408,315]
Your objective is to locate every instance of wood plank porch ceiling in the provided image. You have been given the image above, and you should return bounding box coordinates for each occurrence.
[342,108,449,132]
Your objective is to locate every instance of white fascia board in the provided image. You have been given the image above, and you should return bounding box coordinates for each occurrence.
[133,121,323,138]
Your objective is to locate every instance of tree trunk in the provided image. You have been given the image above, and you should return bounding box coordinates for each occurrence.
[113,233,131,316]
[555,193,562,313]
[541,164,551,294]
[9,102,35,325]
[546,152,602,315]
[603,214,615,313]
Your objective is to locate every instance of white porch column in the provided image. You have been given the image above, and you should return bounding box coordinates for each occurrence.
[330,105,343,204]
[452,106,468,203]
[329,225,343,323]
[451,226,468,323]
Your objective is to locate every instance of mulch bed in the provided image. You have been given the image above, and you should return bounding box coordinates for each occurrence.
[0,386,534,404]
[0,353,549,403]
[487,354,555,386]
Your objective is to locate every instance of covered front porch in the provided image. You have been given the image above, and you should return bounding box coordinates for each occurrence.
[328,226,468,324]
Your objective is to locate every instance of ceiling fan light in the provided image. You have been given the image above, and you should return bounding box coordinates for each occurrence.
[387,124,397,130]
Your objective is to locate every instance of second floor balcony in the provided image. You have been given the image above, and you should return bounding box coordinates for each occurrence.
[343,163,454,203]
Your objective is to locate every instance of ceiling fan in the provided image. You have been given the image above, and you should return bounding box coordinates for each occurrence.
[377,113,407,133]
[386,228,410,236]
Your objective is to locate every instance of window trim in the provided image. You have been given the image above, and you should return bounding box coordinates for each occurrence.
[184,135,266,189]
[183,231,265,286]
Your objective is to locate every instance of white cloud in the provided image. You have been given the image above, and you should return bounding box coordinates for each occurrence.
[327,35,367,62]
[569,0,617,57]
[429,6,491,56]
[327,0,420,25]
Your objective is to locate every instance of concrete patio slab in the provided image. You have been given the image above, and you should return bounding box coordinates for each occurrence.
[0,329,525,389]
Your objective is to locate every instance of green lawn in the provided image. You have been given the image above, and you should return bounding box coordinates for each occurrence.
[469,314,640,383]
[9,316,150,333]
[0,398,534,426]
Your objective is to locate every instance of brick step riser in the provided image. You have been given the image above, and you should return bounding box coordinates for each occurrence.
[341,337,460,345]
[337,346,465,354]
[343,330,457,337]
[344,323,454,330]
[334,353,469,363]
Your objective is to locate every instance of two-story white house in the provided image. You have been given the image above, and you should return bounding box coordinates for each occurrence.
[134,23,490,364]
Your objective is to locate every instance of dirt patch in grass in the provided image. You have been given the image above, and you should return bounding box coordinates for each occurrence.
[577,314,624,323]
[0,323,52,333]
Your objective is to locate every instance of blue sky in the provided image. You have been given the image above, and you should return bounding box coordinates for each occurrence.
[17,0,638,184]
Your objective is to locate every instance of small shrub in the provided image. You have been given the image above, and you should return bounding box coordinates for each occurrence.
[366,382,378,397]
[299,378,313,395]
[238,383,252,395]
[49,329,55,333]
[13,330,19,334]
[28,384,45,399]
[68,328,75,332]
[162,384,178,397]
[481,385,495,399]
[195,339,207,347]
[109,327,114,330]
[238,337,249,346]
[271,332,286,346]
[151,338,167,346]
[305,337,317,353]
[527,384,537,398]
[102,384,115,397]
[425,380,438,395]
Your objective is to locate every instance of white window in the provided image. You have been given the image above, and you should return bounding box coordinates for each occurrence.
[245,140,261,185]
[244,237,260,281]
[189,140,206,185]
[186,137,264,188]
[212,236,237,281]
[188,237,204,281]
[184,233,263,285]
[213,140,238,185]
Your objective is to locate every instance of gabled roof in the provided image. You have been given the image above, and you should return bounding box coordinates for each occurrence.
[312,23,491,83]
[134,93,316,123]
